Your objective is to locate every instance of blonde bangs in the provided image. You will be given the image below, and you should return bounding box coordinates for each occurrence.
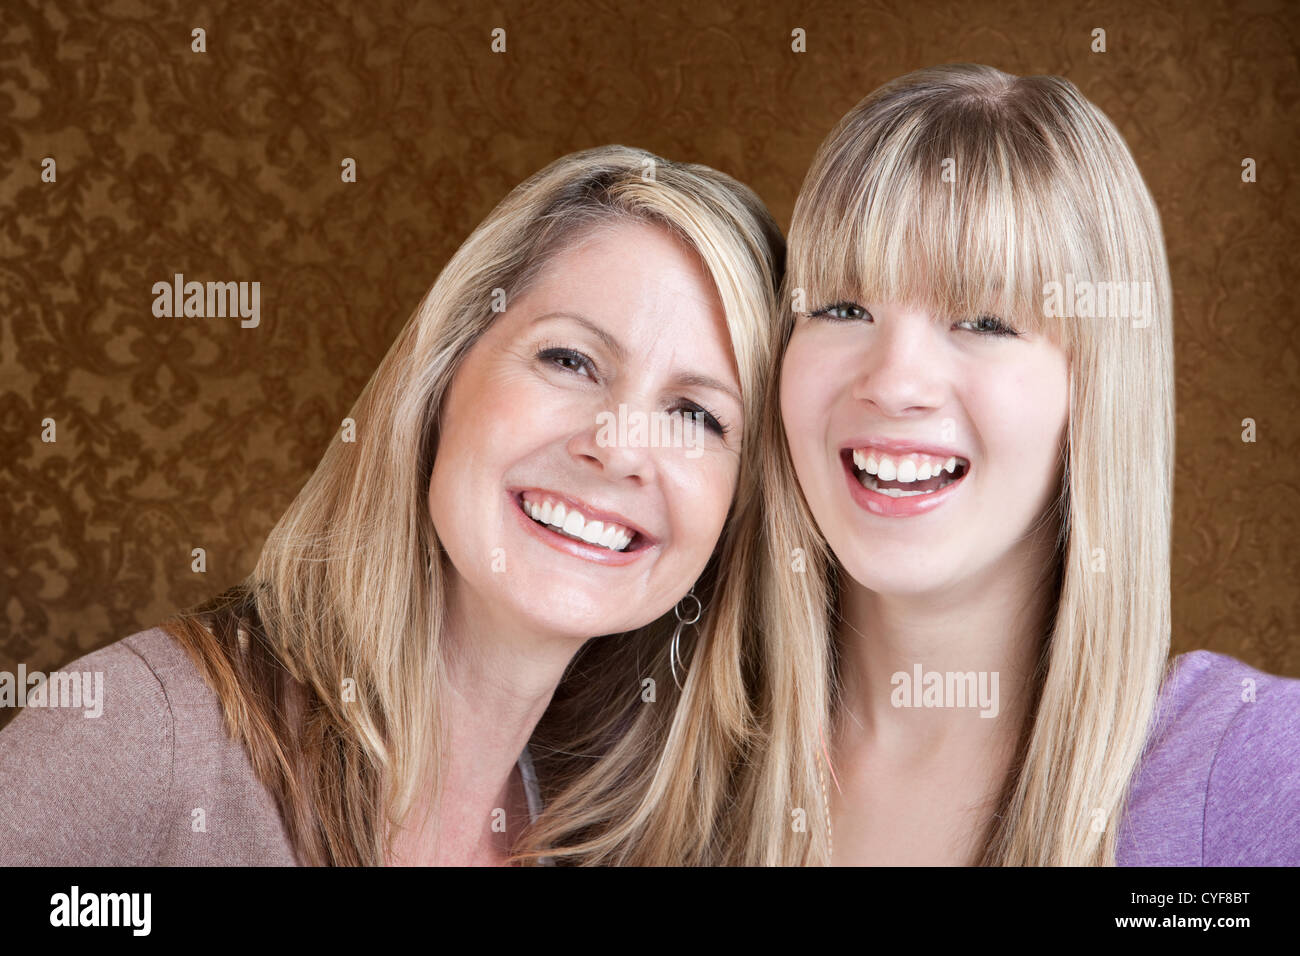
[788,74,1167,354]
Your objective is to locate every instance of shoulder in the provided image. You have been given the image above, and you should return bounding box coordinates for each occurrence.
[0,627,185,864]
[0,625,196,753]
[1196,653,1300,864]
[1118,651,1300,865]
[0,625,297,865]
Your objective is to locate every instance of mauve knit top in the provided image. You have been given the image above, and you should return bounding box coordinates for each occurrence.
[0,626,543,865]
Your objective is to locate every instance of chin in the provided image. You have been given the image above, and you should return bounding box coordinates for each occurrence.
[839,551,956,598]
[507,586,633,641]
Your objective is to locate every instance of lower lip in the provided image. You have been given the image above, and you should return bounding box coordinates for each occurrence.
[841,452,968,518]
[508,491,653,566]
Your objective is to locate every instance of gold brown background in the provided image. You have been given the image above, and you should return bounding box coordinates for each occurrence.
[2,0,1298,728]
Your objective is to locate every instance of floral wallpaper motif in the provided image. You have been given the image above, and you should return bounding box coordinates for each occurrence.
[2,0,1297,728]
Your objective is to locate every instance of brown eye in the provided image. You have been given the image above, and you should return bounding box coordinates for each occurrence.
[671,402,729,437]
[537,346,596,376]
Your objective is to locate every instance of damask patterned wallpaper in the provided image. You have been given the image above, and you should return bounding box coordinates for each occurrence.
[2,0,1297,727]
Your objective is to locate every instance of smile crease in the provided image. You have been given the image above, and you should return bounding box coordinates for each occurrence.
[848,448,969,498]
[518,492,637,551]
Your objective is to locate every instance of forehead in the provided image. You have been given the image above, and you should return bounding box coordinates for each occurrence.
[516,220,738,372]
[538,220,720,310]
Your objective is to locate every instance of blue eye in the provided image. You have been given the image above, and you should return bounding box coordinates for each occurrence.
[810,301,870,321]
[955,314,1021,337]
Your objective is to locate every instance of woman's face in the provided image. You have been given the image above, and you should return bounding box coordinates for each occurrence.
[428,219,743,641]
[780,301,1069,598]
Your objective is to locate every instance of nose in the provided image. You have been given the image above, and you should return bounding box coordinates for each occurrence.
[567,400,659,484]
[850,308,948,417]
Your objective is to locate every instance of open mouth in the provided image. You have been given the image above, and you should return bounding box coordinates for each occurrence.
[844,447,970,498]
[513,490,649,553]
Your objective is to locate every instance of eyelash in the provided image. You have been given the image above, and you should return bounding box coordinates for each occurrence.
[538,344,592,376]
[809,302,870,322]
[677,401,730,437]
[957,314,1021,337]
[808,302,1022,337]
[535,344,731,437]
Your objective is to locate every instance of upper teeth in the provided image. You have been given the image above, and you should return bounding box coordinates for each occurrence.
[851,448,965,482]
[520,493,635,551]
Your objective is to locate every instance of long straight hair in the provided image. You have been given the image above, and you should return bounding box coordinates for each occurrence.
[164,145,800,865]
[760,64,1175,865]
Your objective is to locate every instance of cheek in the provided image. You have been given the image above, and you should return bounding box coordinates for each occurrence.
[428,364,536,526]
[779,337,824,447]
[445,366,563,473]
[971,358,1069,490]
[664,454,738,558]
[472,370,546,444]
[1018,355,1070,455]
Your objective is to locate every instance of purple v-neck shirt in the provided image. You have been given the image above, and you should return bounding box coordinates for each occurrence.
[1116,650,1300,865]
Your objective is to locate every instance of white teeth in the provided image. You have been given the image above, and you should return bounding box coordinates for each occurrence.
[520,494,636,552]
[849,448,969,498]
[855,470,940,497]
[849,449,967,482]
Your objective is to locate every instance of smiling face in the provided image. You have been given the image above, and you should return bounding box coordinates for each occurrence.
[427,218,743,641]
[779,301,1069,599]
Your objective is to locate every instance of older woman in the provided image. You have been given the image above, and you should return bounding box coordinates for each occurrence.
[0,145,801,866]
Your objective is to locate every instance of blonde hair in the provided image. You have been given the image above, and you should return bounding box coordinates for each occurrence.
[761,64,1174,864]
[164,145,792,865]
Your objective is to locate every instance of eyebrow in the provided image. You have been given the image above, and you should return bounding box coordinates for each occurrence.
[672,371,742,406]
[531,311,742,406]
[534,311,627,364]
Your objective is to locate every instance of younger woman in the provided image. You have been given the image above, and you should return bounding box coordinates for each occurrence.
[765,64,1300,865]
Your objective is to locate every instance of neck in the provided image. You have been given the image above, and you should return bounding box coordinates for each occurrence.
[393,578,587,865]
[835,524,1060,764]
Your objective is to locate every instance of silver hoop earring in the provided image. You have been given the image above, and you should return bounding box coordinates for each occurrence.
[670,585,703,691]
